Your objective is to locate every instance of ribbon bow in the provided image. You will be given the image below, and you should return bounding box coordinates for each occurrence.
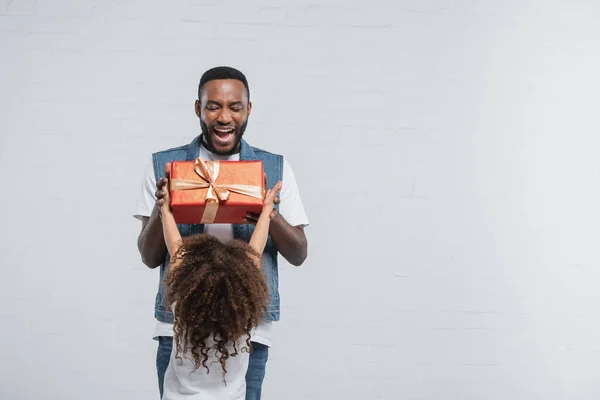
[170,158,264,224]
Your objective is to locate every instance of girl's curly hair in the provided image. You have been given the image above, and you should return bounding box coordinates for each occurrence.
[165,234,269,378]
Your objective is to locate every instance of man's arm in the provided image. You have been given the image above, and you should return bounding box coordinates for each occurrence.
[137,176,169,268]
[246,210,308,266]
[268,213,307,266]
[137,209,167,268]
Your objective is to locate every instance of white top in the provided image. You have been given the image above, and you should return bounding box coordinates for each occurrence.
[162,313,250,400]
[134,141,309,347]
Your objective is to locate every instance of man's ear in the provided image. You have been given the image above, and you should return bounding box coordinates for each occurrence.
[195,99,201,118]
[247,101,252,117]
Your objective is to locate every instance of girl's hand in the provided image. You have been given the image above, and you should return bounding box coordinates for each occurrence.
[245,181,282,224]
[264,181,282,210]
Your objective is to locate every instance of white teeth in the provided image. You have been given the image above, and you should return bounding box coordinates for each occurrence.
[215,128,234,133]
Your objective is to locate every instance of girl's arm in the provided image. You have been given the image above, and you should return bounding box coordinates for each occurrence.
[158,163,183,270]
[248,181,282,267]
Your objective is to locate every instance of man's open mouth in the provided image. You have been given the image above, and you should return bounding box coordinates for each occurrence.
[212,127,235,144]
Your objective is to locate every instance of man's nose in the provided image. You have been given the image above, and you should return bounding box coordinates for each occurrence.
[217,109,232,124]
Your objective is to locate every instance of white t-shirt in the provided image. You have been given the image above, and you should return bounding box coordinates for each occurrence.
[134,142,309,347]
[162,325,250,399]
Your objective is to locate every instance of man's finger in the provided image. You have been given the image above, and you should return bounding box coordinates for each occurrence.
[245,213,259,225]
[156,177,168,189]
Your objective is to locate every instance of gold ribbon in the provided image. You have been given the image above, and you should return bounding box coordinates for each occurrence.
[170,158,264,224]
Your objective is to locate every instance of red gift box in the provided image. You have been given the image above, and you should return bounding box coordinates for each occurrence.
[169,159,266,224]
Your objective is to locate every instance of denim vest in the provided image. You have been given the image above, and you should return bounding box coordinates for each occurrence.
[151,135,283,323]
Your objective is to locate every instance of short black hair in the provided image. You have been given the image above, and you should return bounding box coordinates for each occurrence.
[198,66,250,101]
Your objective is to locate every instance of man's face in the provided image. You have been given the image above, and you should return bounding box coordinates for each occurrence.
[196,79,252,155]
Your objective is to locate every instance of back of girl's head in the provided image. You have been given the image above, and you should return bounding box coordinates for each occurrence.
[165,234,269,375]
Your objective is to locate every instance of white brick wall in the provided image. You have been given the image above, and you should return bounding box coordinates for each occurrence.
[1,1,600,399]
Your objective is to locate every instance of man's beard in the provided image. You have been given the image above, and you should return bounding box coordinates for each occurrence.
[200,119,248,156]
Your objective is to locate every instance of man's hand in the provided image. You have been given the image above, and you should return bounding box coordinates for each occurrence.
[156,163,172,216]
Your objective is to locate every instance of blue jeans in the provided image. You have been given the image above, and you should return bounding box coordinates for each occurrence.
[245,342,269,400]
[156,337,173,398]
[157,337,269,400]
